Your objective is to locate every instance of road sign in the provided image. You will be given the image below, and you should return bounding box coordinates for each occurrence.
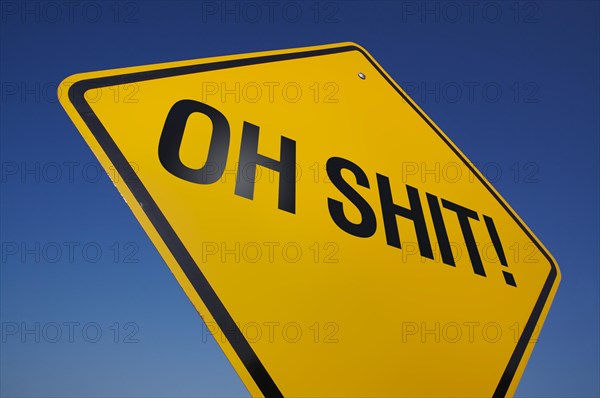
[59,42,560,397]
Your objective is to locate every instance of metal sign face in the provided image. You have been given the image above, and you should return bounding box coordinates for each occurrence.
[60,42,560,397]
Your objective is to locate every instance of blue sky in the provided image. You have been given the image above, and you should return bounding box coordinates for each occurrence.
[1,1,598,397]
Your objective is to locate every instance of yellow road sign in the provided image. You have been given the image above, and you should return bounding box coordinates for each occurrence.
[59,42,560,397]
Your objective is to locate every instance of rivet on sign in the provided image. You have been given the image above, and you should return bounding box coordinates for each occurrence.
[358,72,366,80]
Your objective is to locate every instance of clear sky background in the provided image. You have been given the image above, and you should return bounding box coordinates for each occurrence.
[1,1,598,397]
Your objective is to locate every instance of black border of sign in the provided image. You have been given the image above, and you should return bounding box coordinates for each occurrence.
[67,44,558,398]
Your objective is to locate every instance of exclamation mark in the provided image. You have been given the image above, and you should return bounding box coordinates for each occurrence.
[483,215,517,287]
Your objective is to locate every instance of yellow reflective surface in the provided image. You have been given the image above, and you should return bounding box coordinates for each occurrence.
[60,42,559,398]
